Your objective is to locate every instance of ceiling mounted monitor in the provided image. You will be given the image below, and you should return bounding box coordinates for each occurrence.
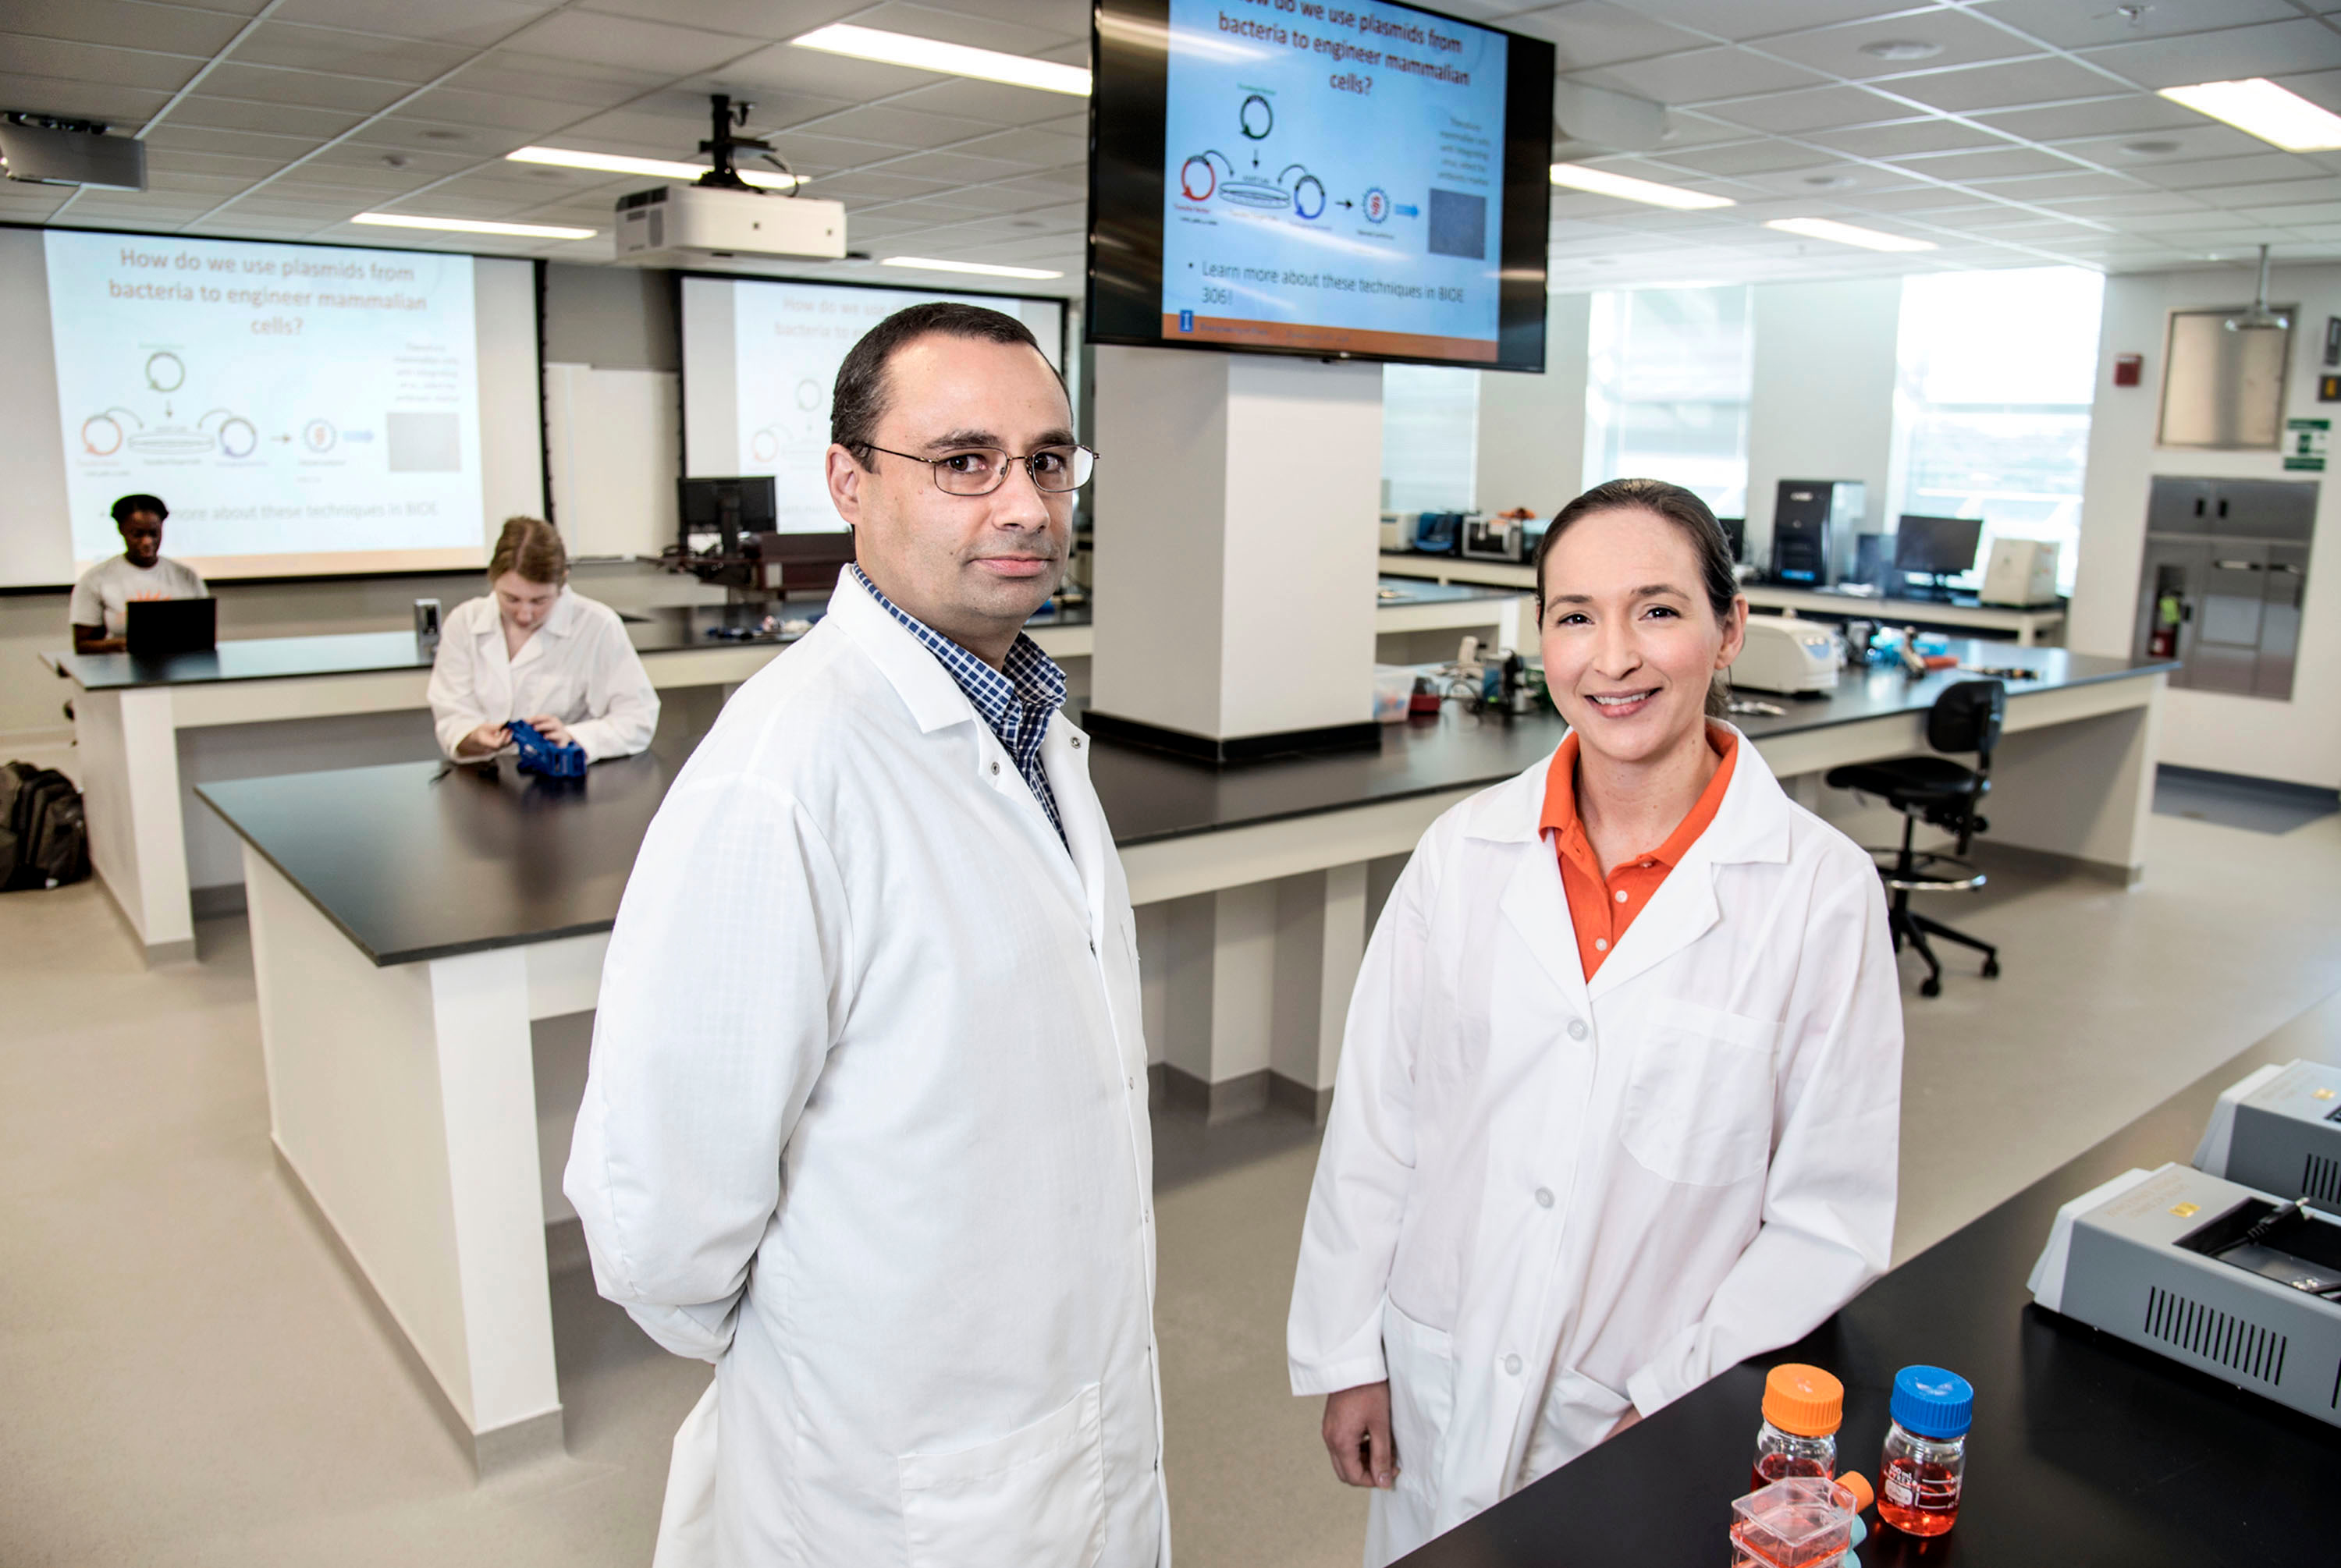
[1086,0,1554,371]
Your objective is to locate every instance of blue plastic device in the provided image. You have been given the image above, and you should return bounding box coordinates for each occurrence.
[507,718,588,779]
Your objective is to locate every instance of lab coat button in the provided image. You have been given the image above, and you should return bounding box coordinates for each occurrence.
[1567,1019,1588,1041]
[1534,1187,1554,1208]
[1071,735,1083,749]
[1503,1353,1522,1375]
[989,760,1000,775]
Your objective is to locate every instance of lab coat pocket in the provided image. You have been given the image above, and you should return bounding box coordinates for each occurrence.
[1519,1368,1633,1483]
[1618,999,1782,1187]
[1380,1300,1456,1499]
[899,1382,1107,1568]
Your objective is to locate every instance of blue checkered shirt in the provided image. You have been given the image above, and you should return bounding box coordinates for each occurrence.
[851,566,1068,849]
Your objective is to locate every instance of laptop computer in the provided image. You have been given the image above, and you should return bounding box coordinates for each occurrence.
[124,598,217,661]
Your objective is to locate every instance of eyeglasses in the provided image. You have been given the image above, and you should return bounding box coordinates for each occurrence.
[861,442,1096,496]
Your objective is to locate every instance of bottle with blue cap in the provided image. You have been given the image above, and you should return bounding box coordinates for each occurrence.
[1877,1364,1973,1537]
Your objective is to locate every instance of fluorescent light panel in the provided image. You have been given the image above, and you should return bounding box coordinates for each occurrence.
[880,256,1064,279]
[2159,78,2341,152]
[792,23,1090,96]
[353,212,596,240]
[1764,217,1935,253]
[1550,162,1732,211]
[507,146,796,190]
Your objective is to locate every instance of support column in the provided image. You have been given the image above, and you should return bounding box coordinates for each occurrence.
[1089,346,1383,760]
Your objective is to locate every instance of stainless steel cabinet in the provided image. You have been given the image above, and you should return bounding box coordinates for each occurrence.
[2133,476,2316,699]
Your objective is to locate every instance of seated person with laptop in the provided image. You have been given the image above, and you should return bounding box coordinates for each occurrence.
[69,494,210,655]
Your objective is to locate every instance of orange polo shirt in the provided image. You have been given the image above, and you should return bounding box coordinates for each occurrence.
[1540,726,1739,980]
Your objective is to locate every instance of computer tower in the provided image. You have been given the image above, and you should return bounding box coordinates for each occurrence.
[1770,480,1867,587]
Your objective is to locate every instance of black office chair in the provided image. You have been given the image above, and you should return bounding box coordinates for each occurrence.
[1826,679,2006,998]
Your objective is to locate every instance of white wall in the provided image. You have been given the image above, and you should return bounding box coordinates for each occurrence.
[1476,292,1591,516]
[2073,264,2341,790]
[1745,278,1902,561]
[543,364,680,561]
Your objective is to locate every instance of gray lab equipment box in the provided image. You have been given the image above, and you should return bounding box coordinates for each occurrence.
[2196,1059,2341,1211]
[2032,1163,2341,1428]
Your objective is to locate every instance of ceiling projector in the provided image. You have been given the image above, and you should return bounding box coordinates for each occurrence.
[613,183,846,265]
[0,114,146,190]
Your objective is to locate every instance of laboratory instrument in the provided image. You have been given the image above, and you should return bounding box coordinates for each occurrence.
[1751,1363,1842,1490]
[1462,512,1542,563]
[1732,615,1842,694]
[412,598,441,652]
[1769,481,1865,587]
[2194,1059,2341,1212]
[1876,1365,1971,1537]
[507,718,588,779]
[2029,1161,2341,1431]
[1979,537,2060,607]
[1409,512,1465,555]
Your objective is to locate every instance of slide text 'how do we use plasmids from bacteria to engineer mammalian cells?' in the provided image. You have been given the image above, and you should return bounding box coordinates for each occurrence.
[1160,0,1508,362]
[43,230,485,570]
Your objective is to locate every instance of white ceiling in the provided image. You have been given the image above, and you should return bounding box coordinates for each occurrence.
[6,0,2341,296]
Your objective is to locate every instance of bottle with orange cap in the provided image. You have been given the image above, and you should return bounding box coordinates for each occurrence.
[1749,1363,1844,1492]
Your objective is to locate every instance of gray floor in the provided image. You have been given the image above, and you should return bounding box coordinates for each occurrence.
[4,757,2340,1567]
[2153,763,2341,836]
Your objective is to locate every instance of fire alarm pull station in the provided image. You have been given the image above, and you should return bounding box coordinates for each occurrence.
[2113,353,2143,387]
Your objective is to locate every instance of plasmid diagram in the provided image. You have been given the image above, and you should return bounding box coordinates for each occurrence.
[1177,92,1405,225]
[76,350,335,463]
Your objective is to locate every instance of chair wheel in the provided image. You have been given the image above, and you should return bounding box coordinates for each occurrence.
[1981,957,2000,978]
[1920,976,1942,998]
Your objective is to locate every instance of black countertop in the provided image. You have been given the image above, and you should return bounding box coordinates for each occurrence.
[1401,1007,2341,1566]
[197,641,2166,966]
[43,578,1502,692]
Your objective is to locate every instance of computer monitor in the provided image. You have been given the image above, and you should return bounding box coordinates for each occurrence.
[1893,514,1984,584]
[1717,516,1746,564]
[677,476,778,555]
[124,598,216,661]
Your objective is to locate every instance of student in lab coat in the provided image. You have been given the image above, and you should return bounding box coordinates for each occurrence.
[426,516,658,762]
[1288,477,1903,1566]
[566,303,1163,1566]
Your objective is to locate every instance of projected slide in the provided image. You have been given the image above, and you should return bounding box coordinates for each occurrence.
[44,231,484,567]
[1159,0,1508,361]
[682,277,1064,533]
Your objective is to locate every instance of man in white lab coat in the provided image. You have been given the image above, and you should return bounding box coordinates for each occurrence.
[567,303,1163,1567]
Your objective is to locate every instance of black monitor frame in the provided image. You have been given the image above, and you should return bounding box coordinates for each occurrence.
[1893,513,1984,588]
[1086,0,1555,371]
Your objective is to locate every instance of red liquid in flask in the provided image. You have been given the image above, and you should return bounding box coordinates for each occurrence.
[1878,1456,1959,1535]
[1749,1453,1832,1493]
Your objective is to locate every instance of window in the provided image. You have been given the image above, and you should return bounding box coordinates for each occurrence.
[1888,267,2105,595]
[1381,364,1480,514]
[1583,286,1753,518]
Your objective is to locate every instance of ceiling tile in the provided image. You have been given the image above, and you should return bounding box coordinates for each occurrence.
[0,37,204,94]
[1956,168,2144,200]
[1578,48,1831,105]
[229,23,475,83]
[1972,94,2203,142]
[6,0,253,55]
[1976,0,2300,51]
[1758,11,2042,81]
[1883,55,2124,113]
[2200,176,2341,209]
[169,94,364,139]
[2047,125,2277,169]
[712,41,958,104]
[2076,20,2341,90]
[1887,144,2080,179]
[265,0,564,48]
[1490,2,1714,69]
[144,123,320,159]
[1652,139,1846,176]
[143,147,287,179]
[1806,116,2002,157]
[2235,202,2341,228]
[884,78,1087,126]
[389,86,588,133]
[192,62,415,115]
[847,1,1085,57]
[2147,151,2332,190]
[443,49,671,103]
[500,10,762,75]
[1621,0,1924,44]
[951,126,1089,165]
[1700,83,1911,134]
[2030,190,2213,217]
[794,104,1005,151]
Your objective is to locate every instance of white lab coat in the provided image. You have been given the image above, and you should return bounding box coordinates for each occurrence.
[565,573,1166,1568]
[1288,732,1902,1566]
[426,587,659,762]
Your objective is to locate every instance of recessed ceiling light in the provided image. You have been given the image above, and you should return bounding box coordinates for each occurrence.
[2120,139,2183,157]
[353,212,597,239]
[792,23,1090,96]
[1550,162,1734,210]
[2160,78,2341,151]
[879,256,1064,279]
[506,145,797,190]
[1860,40,1942,61]
[1765,216,1936,252]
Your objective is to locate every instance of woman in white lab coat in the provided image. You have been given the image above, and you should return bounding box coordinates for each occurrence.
[1288,477,1903,1566]
[427,516,659,762]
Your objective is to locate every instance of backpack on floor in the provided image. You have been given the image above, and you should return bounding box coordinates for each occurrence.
[2,764,88,892]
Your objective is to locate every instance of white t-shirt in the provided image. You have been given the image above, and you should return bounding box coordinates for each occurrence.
[69,555,210,638]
